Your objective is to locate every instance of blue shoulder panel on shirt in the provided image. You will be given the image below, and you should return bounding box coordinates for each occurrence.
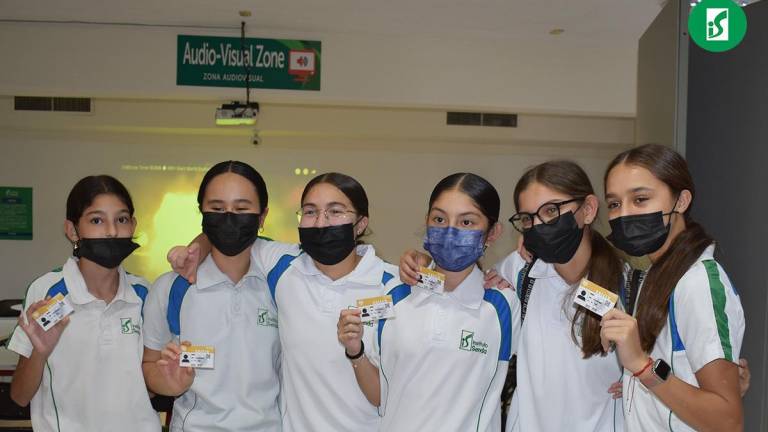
[267,254,300,308]
[167,276,192,336]
[381,271,394,286]
[377,283,412,350]
[45,278,68,298]
[131,284,149,317]
[483,289,513,361]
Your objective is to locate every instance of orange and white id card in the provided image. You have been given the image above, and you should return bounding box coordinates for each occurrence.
[574,279,619,316]
[179,345,215,369]
[356,295,395,323]
[31,293,74,331]
[416,267,445,294]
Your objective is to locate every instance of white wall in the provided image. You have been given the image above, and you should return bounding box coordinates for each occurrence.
[0,22,639,115]
[0,96,634,299]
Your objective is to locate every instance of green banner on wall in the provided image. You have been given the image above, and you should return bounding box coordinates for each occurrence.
[0,187,32,240]
[177,35,321,91]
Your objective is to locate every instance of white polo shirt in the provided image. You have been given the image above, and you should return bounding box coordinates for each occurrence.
[7,257,160,432]
[497,252,625,432]
[621,245,745,431]
[256,241,391,432]
[370,265,520,432]
[143,248,281,432]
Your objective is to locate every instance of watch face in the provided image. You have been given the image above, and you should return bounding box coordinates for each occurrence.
[654,359,672,380]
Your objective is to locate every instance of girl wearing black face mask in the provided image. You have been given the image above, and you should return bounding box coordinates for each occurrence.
[601,144,745,432]
[142,161,282,432]
[8,176,160,432]
[165,172,400,432]
[399,162,625,432]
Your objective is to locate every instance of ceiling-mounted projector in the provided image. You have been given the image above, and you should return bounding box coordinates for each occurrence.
[215,101,259,126]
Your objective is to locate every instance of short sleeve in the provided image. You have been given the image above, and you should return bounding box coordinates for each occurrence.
[494,252,527,294]
[7,276,53,358]
[673,259,745,372]
[251,239,301,278]
[142,272,175,351]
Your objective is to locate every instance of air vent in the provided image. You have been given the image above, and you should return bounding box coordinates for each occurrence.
[14,96,52,111]
[481,113,517,127]
[446,112,517,128]
[53,97,91,112]
[14,96,92,113]
[447,112,482,126]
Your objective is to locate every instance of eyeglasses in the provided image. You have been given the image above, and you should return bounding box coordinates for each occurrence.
[296,206,358,224]
[509,197,584,233]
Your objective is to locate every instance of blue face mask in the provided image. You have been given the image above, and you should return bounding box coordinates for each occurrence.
[423,226,485,272]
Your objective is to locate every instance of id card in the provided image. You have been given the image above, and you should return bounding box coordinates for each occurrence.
[179,345,215,369]
[31,293,74,331]
[356,295,395,323]
[416,267,445,294]
[573,279,618,317]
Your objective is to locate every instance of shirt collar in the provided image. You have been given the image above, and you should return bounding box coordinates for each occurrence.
[195,253,262,290]
[413,265,485,309]
[294,244,384,286]
[528,258,560,279]
[63,257,140,305]
[446,265,485,309]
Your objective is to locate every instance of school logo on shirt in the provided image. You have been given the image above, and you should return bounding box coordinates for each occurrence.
[257,309,278,328]
[120,318,140,334]
[459,330,488,355]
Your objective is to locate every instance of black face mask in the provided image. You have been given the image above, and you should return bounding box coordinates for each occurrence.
[607,211,675,257]
[522,211,584,264]
[75,238,140,269]
[202,212,261,257]
[298,223,357,266]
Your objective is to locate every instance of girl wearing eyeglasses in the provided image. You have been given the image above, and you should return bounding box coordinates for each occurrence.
[400,161,625,432]
[165,172,401,431]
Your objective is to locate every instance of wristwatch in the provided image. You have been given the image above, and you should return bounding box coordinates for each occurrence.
[650,358,672,383]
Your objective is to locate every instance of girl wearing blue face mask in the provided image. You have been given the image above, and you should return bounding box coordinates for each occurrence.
[337,172,521,432]
[402,161,626,432]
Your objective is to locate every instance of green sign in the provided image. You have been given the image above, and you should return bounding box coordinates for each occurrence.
[177,35,321,90]
[689,0,747,52]
[0,187,32,240]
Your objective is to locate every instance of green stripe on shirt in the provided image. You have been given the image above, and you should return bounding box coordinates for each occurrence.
[703,260,733,361]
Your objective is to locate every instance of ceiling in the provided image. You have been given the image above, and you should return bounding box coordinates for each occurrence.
[0,0,665,42]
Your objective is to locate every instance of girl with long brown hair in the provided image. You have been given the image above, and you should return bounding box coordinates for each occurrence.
[400,161,625,431]
[601,144,745,431]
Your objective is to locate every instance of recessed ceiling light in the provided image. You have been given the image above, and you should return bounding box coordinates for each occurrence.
[239,10,252,17]
[549,28,565,35]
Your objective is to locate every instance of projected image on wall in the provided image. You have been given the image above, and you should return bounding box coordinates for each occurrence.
[120,164,317,282]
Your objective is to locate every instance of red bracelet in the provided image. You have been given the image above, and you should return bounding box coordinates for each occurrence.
[633,358,654,377]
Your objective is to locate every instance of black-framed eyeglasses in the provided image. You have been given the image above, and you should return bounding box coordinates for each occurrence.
[508,197,585,233]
